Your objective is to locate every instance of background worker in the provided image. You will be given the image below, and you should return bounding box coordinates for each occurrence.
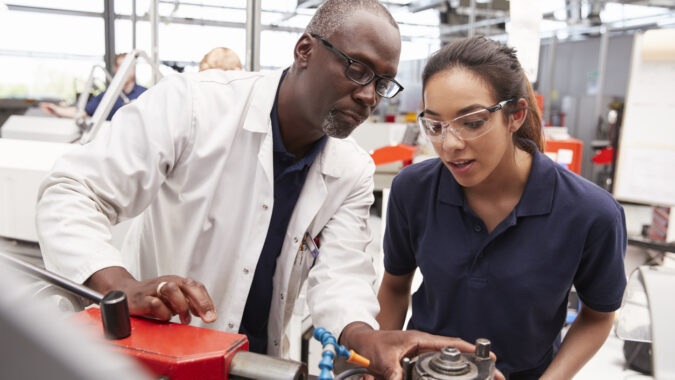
[199,47,242,71]
[36,1,476,378]
[39,52,146,121]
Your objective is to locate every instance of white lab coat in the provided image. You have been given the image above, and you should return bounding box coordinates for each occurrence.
[36,69,379,357]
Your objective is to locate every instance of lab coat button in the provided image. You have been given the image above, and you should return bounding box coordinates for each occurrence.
[243,267,249,274]
[293,236,298,243]
[280,293,285,300]
[227,322,234,329]
[262,203,269,210]
[274,340,279,346]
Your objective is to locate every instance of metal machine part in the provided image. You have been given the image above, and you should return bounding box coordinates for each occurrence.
[229,351,308,380]
[0,251,131,339]
[81,49,163,144]
[403,339,494,380]
[74,64,129,131]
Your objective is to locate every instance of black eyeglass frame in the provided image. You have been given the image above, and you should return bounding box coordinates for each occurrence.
[310,33,404,99]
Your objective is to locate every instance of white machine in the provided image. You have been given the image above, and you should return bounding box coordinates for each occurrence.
[616,260,675,379]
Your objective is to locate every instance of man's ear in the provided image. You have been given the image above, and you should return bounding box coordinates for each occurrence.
[293,33,313,69]
[509,98,528,132]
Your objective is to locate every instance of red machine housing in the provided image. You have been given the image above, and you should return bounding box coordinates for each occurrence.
[72,307,248,380]
[545,137,584,175]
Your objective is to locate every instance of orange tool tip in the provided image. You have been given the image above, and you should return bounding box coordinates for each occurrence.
[346,349,371,367]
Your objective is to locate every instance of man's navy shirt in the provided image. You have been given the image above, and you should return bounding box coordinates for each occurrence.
[85,83,147,121]
[239,70,327,354]
[383,149,626,379]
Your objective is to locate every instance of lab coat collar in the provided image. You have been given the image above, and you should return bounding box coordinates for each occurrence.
[243,69,285,134]
[317,138,348,178]
[245,68,351,180]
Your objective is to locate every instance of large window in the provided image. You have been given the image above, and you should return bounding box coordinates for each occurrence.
[0,0,443,102]
[0,7,104,100]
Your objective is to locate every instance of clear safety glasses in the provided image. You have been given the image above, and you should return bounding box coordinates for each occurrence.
[417,99,514,142]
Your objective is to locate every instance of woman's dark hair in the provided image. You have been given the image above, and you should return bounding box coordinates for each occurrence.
[422,36,544,153]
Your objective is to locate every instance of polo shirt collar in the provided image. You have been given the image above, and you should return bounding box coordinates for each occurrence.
[437,149,556,217]
[438,165,464,207]
[515,150,555,217]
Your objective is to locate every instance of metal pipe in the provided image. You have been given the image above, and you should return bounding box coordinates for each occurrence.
[149,0,160,84]
[440,17,507,35]
[0,251,131,340]
[594,25,609,127]
[103,0,116,76]
[544,35,557,126]
[0,251,103,303]
[229,351,308,380]
[131,0,136,50]
[81,49,163,144]
[245,0,261,72]
[468,0,476,37]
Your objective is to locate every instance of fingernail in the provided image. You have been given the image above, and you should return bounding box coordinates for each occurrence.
[204,311,216,322]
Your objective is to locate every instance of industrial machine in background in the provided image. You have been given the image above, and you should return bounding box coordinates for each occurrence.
[0,49,160,245]
[616,262,675,380]
[1,49,161,144]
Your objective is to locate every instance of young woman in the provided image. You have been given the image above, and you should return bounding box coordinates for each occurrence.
[377,36,627,379]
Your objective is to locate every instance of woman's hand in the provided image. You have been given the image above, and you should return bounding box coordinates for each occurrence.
[339,322,503,380]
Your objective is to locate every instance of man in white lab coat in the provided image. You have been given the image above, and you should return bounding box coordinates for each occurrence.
[36,0,475,378]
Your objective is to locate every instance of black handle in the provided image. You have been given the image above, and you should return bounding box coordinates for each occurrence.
[101,290,131,339]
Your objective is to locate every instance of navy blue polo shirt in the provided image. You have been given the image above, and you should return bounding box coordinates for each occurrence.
[383,149,626,378]
[84,83,147,121]
[239,70,327,354]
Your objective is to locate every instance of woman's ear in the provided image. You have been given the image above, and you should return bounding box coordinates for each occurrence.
[509,98,528,132]
[293,33,313,69]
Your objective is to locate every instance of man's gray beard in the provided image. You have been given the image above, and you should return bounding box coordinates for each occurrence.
[321,110,358,139]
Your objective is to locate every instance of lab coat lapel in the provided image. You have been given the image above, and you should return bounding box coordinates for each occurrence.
[287,139,345,243]
[242,70,283,187]
[291,154,328,237]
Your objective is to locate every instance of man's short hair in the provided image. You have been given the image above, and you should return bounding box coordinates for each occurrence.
[305,0,399,39]
[199,47,243,72]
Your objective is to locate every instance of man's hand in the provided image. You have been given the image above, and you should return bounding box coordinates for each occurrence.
[339,322,504,380]
[85,266,217,325]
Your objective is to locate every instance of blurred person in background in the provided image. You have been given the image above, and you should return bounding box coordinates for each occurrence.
[39,53,146,121]
[199,47,242,72]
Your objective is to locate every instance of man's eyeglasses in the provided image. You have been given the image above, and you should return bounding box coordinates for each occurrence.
[310,33,404,99]
[417,99,515,142]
